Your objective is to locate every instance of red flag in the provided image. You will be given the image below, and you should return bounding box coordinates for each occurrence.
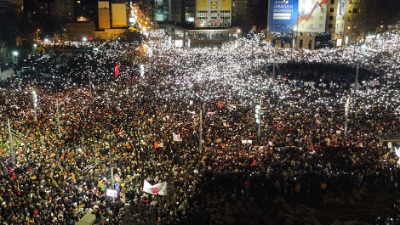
[217,101,223,109]
[114,63,120,77]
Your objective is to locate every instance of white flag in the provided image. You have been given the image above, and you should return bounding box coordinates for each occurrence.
[173,133,182,142]
[395,147,400,158]
[143,180,167,196]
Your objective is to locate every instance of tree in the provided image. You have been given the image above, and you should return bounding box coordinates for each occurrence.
[119,30,147,44]
[0,41,11,66]
[0,5,36,60]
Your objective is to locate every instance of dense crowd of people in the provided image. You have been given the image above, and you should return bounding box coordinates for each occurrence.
[0,28,399,225]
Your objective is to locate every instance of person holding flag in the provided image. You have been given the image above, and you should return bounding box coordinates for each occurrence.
[114,63,120,78]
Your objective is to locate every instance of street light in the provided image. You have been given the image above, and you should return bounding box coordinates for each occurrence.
[32,90,38,121]
[12,51,18,64]
[12,51,19,75]
[344,95,350,135]
[255,101,262,140]
[56,99,61,136]
[7,119,15,166]
[236,28,241,38]
[291,26,297,62]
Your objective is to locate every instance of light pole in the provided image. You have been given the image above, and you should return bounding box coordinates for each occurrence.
[33,44,38,55]
[12,51,18,72]
[353,32,361,95]
[32,90,38,121]
[109,146,114,190]
[354,56,360,95]
[251,33,254,71]
[56,99,61,136]
[255,97,263,140]
[199,102,204,153]
[344,95,350,136]
[7,119,15,167]
[291,26,297,62]
[82,37,87,51]
[272,47,276,80]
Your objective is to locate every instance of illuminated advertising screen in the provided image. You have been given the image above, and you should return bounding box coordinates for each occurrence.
[268,0,299,33]
[336,0,346,20]
[297,0,328,32]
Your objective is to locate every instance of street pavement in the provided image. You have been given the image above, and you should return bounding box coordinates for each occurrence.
[0,68,13,81]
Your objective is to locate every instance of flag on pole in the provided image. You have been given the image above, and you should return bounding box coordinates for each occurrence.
[114,63,120,77]
[143,180,167,195]
[217,101,223,108]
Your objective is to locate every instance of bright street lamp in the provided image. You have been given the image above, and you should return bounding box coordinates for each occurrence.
[12,51,19,69]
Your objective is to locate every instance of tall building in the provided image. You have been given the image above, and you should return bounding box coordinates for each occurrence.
[232,0,253,31]
[98,0,127,29]
[0,0,23,15]
[326,0,345,46]
[195,0,232,28]
[343,0,367,44]
[267,0,400,49]
[98,0,111,28]
[111,2,127,27]
[153,0,171,22]
[0,0,23,9]
[52,0,74,24]
[74,0,98,24]
[169,0,196,26]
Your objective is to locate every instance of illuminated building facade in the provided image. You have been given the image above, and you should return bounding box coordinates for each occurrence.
[98,1,111,29]
[195,0,232,28]
[326,0,346,46]
[343,0,367,44]
[98,1,127,29]
[267,0,400,49]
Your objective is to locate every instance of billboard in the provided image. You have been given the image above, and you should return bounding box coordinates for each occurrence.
[336,0,345,20]
[297,0,328,32]
[335,0,346,33]
[268,0,299,33]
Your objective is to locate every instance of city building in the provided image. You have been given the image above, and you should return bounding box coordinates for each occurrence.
[194,0,232,28]
[233,0,268,32]
[343,0,367,44]
[97,0,127,29]
[52,0,75,25]
[326,0,345,47]
[65,21,95,40]
[74,0,98,25]
[0,0,23,11]
[267,0,400,49]
[267,0,363,49]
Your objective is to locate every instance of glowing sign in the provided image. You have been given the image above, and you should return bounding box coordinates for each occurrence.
[269,0,299,32]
